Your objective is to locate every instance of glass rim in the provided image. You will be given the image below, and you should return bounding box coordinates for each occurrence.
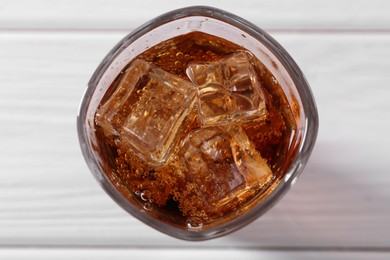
[77,5,319,241]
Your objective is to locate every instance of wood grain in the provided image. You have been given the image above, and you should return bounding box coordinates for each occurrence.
[1,32,389,250]
[1,0,390,31]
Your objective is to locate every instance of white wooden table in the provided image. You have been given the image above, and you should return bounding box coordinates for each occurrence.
[1,1,390,259]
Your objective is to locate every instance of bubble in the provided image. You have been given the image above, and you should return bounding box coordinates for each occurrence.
[271,76,278,85]
[176,52,184,59]
[186,217,203,230]
[143,202,153,211]
[140,190,151,201]
[174,60,182,68]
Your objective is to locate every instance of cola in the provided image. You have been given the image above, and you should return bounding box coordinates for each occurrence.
[93,31,296,229]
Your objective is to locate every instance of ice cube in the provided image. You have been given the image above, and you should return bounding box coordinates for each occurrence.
[96,59,197,165]
[178,126,272,211]
[186,51,267,126]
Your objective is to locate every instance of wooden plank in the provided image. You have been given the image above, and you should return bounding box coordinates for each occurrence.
[0,32,389,249]
[1,0,390,31]
[0,248,390,260]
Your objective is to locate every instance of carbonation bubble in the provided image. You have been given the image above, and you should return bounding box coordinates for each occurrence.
[143,202,153,211]
[186,217,203,230]
[140,190,151,201]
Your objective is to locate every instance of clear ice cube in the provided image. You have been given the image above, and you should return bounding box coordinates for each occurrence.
[186,51,267,126]
[96,59,197,165]
[178,126,272,209]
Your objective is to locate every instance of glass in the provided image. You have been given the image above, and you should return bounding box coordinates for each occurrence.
[77,6,318,241]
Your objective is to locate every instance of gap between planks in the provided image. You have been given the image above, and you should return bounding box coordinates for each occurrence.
[1,245,390,252]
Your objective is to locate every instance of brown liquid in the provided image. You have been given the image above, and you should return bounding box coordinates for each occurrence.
[93,32,296,229]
